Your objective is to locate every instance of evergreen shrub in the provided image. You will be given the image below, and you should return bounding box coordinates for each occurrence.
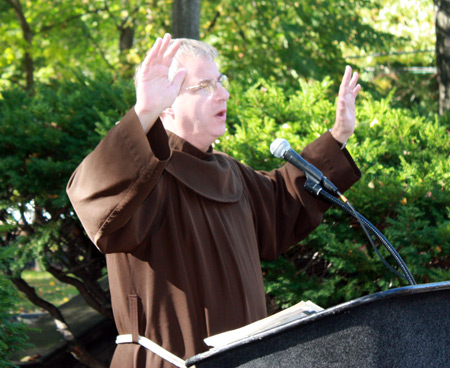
[0,249,29,368]
[218,78,450,309]
[0,74,135,362]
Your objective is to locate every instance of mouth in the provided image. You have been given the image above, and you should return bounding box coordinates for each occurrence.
[216,109,227,119]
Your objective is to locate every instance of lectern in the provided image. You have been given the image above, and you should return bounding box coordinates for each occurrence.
[186,281,450,367]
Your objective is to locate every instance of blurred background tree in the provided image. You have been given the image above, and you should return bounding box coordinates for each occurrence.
[436,0,450,114]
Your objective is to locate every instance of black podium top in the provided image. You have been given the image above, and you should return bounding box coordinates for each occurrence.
[186,281,450,368]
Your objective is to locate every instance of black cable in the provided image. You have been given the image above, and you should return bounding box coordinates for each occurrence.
[305,179,416,285]
[343,197,406,280]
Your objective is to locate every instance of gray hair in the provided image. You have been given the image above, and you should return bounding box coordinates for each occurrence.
[135,38,218,87]
[168,38,218,81]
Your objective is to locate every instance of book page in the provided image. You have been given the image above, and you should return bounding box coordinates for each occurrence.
[204,300,323,348]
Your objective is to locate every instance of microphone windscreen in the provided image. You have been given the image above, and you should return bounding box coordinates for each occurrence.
[270,138,291,159]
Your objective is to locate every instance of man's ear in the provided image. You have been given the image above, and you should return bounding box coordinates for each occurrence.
[160,107,175,123]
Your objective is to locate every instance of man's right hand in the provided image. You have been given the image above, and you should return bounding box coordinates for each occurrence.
[134,33,187,133]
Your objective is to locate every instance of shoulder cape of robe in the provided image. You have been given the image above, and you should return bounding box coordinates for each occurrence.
[67,108,361,368]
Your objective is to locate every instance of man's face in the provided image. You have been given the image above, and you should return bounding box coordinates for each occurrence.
[169,55,230,151]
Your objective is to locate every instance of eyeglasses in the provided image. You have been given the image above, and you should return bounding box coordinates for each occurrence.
[185,74,229,96]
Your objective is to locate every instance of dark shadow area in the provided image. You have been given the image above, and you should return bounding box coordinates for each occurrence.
[11,293,117,368]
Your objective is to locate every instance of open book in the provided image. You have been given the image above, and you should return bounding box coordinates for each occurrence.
[204,300,323,348]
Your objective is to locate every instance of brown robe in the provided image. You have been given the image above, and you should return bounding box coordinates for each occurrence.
[67,108,361,367]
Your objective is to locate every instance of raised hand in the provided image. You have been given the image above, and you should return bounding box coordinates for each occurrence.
[134,33,187,132]
[330,65,361,145]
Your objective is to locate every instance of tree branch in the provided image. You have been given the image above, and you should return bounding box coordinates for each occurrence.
[10,274,107,368]
[39,9,102,34]
[4,0,34,90]
[205,11,221,34]
[46,264,113,320]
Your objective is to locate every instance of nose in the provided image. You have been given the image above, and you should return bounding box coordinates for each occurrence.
[214,83,230,101]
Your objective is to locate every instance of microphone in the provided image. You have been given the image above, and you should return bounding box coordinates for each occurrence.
[270,138,340,196]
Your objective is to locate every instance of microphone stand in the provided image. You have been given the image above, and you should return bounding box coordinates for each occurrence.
[304,178,417,286]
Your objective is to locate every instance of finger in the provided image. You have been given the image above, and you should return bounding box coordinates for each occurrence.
[165,39,181,60]
[341,65,352,86]
[149,37,164,60]
[353,84,361,98]
[158,33,172,57]
[349,71,359,89]
[339,66,352,97]
[140,37,163,73]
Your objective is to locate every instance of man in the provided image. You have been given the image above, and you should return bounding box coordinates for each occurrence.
[67,33,361,367]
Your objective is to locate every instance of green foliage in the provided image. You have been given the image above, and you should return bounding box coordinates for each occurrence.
[0,0,171,88]
[0,74,134,266]
[2,0,398,94]
[0,74,132,326]
[0,251,29,368]
[217,78,450,309]
[0,73,133,209]
[347,0,436,112]
[218,77,337,168]
[203,0,394,89]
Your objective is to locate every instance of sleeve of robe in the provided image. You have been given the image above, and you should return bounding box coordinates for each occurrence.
[67,108,360,256]
[232,133,361,261]
[66,108,171,252]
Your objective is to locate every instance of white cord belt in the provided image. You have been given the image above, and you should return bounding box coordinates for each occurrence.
[115,334,187,368]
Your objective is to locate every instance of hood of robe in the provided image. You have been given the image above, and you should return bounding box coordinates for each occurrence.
[165,131,243,203]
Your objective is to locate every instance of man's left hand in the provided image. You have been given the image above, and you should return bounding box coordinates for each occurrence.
[330,65,361,145]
